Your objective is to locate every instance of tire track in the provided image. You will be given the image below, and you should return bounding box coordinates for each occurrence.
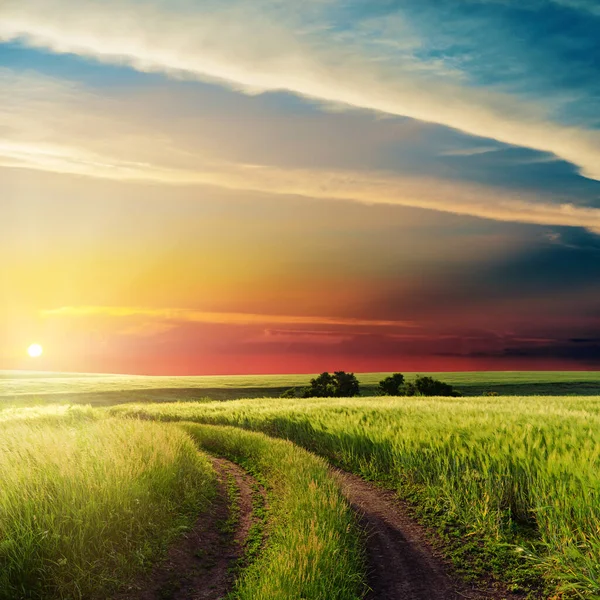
[114,457,264,600]
[333,469,525,600]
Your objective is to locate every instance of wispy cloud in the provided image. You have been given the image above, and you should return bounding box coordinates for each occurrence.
[2,0,600,180]
[439,146,502,157]
[4,135,600,234]
[40,306,417,329]
[552,0,600,15]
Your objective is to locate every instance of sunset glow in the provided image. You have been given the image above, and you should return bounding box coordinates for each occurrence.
[2,0,600,374]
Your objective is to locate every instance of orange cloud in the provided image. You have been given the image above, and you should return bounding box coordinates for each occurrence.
[40,306,416,329]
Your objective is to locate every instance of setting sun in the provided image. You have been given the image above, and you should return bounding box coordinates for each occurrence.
[27,344,43,358]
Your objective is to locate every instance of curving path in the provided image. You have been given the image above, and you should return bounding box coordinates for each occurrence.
[114,457,262,600]
[333,469,524,600]
[113,427,528,600]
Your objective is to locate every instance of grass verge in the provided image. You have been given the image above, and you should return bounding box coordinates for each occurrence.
[182,423,366,600]
[0,416,216,600]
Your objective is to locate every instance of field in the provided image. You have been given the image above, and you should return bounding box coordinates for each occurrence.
[1,371,600,599]
[2,370,600,405]
[0,411,215,599]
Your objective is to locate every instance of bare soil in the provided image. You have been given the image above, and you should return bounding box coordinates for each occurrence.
[333,469,526,600]
[113,457,260,600]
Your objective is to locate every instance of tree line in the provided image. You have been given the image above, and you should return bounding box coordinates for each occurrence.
[281,372,460,398]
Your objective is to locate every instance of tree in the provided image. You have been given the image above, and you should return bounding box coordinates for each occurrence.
[334,371,360,397]
[406,375,460,397]
[302,371,360,398]
[302,372,337,397]
[378,373,405,396]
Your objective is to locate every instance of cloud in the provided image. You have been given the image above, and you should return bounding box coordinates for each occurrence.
[3,70,600,233]
[439,146,502,157]
[40,305,416,329]
[552,0,600,15]
[2,0,600,180]
[260,329,354,345]
[466,0,600,12]
[488,340,600,363]
[5,138,600,233]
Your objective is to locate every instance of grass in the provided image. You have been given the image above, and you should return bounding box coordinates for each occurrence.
[0,404,366,599]
[4,369,600,598]
[183,423,366,600]
[2,370,600,404]
[112,394,600,598]
[241,477,267,573]
[0,413,216,600]
[220,470,243,538]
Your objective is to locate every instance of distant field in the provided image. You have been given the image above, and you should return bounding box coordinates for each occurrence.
[1,370,599,405]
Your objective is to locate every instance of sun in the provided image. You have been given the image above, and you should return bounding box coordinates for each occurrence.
[27,344,43,358]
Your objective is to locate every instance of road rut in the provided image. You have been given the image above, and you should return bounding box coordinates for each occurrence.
[333,469,524,600]
[114,457,261,600]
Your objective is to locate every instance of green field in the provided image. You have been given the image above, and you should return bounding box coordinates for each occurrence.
[111,394,600,597]
[2,370,599,404]
[1,372,600,599]
[0,406,366,600]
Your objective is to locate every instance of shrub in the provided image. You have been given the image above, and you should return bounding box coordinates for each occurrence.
[405,375,460,397]
[334,371,361,397]
[378,373,405,396]
[302,372,360,398]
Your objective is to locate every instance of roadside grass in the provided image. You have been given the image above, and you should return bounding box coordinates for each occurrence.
[0,416,216,600]
[220,470,242,538]
[112,395,600,598]
[241,478,267,572]
[182,423,366,600]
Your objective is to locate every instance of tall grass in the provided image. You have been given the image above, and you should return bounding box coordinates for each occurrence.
[112,395,600,598]
[183,423,365,600]
[0,416,216,600]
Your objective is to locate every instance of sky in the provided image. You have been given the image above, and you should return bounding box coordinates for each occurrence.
[1,0,600,374]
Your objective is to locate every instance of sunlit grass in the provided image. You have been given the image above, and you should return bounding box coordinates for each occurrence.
[113,395,600,597]
[0,417,216,600]
[0,403,97,423]
[184,423,365,600]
